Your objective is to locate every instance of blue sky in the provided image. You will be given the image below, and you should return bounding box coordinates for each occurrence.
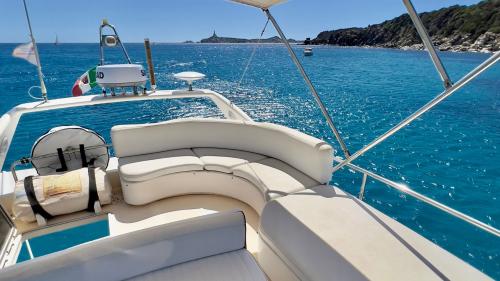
[0,0,481,43]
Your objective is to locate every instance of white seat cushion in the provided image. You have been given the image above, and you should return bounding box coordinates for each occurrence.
[259,186,492,281]
[117,147,318,210]
[119,171,268,211]
[112,118,334,183]
[193,148,268,173]
[119,149,204,182]
[127,249,267,281]
[112,118,333,209]
[0,211,247,281]
[233,158,319,200]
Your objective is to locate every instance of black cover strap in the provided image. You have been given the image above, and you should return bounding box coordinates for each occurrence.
[86,162,99,212]
[79,144,88,168]
[24,176,53,220]
[55,148,68,172]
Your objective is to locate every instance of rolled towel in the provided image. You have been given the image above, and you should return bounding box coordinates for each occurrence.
[12,167,112,223]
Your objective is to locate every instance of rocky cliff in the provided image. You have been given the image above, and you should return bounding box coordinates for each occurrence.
[312,0,499,52]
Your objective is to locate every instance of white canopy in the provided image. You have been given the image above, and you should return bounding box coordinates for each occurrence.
[230,0,286,9]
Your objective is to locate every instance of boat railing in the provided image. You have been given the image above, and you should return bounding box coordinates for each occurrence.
[9,143,113,182]
[259,0,500,238]
[332,157,500,237]
[0,90,252,169]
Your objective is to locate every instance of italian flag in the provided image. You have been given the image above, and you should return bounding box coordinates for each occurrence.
[72,66,97,96]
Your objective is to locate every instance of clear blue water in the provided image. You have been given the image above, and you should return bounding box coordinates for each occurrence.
[0,43,498,278]
[17,220,109,262]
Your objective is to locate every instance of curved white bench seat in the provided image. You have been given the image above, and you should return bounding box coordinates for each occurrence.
[111,118,334,213]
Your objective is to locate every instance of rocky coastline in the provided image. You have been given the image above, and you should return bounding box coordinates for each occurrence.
[311,1,499,53]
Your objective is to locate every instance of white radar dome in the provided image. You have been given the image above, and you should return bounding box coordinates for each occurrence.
[96,64,147,88]
[174,71,205,91]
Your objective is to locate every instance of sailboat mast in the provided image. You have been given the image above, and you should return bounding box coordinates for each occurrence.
[22,0,47,101]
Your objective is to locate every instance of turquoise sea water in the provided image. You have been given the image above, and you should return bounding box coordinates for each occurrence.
[0,43,498,277]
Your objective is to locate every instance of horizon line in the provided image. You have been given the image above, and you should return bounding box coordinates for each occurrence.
[0,41,304,44]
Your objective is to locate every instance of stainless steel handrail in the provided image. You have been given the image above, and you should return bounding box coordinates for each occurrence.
[264,9,352,158]
[403,0,452,88]
[333,157,500,237]
[99,20,131,66]
[332,51,500,173]
[258,1,500,238]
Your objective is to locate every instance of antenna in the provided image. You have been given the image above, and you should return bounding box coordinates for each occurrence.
[99,19,132,65]
[22,0,47,101]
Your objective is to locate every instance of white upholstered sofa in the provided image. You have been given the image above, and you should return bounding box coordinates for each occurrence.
[0,211,267,281]
[111,118,334,213]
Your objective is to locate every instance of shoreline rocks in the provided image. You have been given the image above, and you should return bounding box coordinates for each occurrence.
[312,1,499,53]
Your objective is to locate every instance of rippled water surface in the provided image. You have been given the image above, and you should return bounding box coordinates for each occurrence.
[0,43,499,277]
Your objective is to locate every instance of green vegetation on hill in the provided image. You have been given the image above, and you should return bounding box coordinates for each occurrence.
[312,0,499,52]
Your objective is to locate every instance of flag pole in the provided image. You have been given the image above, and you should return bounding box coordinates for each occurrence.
[22,0,47,101]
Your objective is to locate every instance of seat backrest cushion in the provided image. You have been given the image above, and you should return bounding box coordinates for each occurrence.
[0,211,246,281]
[111,118,333,183]
[258,186,492,281]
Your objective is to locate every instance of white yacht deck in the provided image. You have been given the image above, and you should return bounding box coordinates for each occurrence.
[0,0,498,277]
[0,95,496,280]
[1,179,492,281]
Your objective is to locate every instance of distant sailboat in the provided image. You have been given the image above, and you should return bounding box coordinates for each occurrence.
[54,34,59,45]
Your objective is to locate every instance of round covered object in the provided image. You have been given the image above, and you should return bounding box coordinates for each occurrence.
[31,126,109,176]
[96,64,147,88]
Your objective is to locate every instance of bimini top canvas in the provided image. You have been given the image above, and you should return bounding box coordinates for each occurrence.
[230,0,287,9]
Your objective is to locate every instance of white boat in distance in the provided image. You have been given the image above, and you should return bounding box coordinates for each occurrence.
[304,47,313,56]
[0,0,498,280]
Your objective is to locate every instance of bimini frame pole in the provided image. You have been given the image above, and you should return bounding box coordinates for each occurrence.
[99,19,132,66]
[22,0,47,101]
[333,51,500,173]
[263,9,351,157]
[403,0,452,89]
[144,38,157,92]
